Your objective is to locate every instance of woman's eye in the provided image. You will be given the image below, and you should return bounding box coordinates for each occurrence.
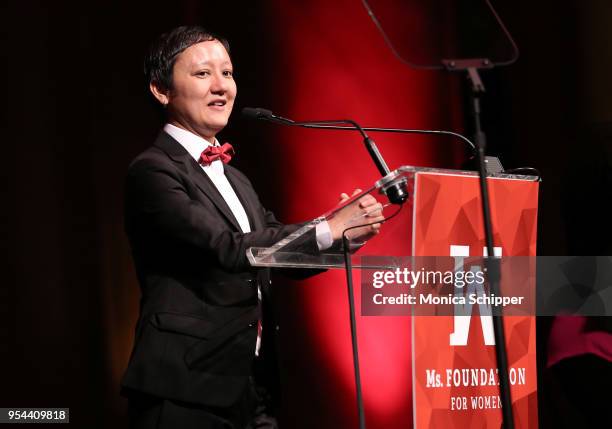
[223,70,234,77]
[195,71,210,77]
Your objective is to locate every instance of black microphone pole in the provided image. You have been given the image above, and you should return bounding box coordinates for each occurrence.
[243,108,409,429]
[443,61,514,429]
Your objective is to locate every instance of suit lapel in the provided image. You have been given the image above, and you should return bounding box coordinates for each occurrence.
[153,132,243,232]
[225,165,262,231]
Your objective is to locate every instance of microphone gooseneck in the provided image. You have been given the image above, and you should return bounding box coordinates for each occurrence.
[242,107,413,204]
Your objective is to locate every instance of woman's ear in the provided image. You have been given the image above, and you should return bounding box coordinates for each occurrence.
[149,82,170,106]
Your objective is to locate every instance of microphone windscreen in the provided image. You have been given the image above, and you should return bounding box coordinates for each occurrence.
[242,107,273,120]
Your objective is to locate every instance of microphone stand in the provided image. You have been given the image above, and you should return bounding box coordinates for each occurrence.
[244,109,411,429]
[289,118,381,429]
[443,59,515,429]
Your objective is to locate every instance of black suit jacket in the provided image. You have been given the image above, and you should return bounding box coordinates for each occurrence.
[121,131,318,408]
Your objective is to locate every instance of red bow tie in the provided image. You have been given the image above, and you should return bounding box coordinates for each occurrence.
[199,143,235,165]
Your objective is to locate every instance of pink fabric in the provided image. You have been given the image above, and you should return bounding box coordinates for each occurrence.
[547,316,612,367]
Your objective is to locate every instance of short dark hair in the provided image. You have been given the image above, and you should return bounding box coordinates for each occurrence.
[144,25,230,90]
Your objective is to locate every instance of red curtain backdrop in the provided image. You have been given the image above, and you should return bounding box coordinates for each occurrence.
[262,1,463,427]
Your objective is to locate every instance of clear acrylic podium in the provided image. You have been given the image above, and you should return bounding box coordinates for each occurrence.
[247,165,540,429]
[247,165,536,269]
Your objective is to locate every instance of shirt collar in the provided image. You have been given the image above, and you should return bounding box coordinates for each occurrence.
[163,123,219,162]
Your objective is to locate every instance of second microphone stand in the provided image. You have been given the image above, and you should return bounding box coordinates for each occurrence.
[445,59,515,429]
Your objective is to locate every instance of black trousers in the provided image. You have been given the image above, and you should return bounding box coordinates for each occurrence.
[127,377,278,429]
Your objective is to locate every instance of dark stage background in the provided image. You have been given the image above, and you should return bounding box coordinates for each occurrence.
[4,0,612,427]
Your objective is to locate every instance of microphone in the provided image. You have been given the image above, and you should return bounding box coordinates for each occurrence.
[242,107,275,120]
[242,107,409,205]
[242,107,293,123]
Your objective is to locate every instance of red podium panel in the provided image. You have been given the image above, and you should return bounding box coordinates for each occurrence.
[249,167,539,428]
[412,172,539,428]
